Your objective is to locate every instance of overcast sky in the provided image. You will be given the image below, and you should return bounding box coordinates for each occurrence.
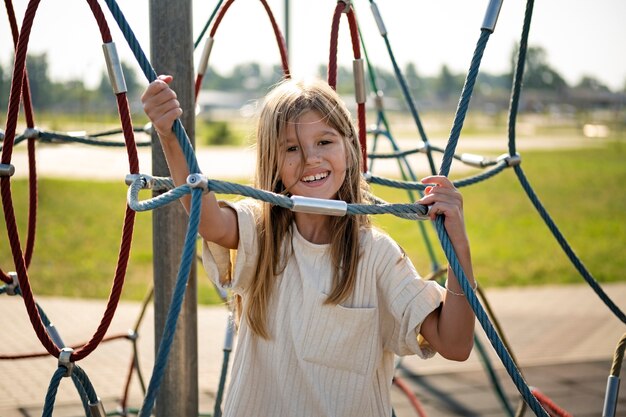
[2,0,625,91]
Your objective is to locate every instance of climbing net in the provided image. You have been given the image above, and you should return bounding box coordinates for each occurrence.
[1,0,624,416]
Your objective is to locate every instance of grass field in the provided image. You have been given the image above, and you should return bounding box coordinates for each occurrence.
[1,140,625,305]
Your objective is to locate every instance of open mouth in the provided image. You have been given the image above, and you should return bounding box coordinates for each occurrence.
[301,171,329,183]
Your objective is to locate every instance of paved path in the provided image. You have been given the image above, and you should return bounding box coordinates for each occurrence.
[1,283,624,416]
[9,135,608,181]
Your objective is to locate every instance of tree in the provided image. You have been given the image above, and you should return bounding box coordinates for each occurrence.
[576,75,610,92]
[435,64,463,102]
[510,43,567,92]
[24,53,55,109]
[404,62,424,97]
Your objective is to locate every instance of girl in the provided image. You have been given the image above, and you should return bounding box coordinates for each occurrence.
[142,76,476,417]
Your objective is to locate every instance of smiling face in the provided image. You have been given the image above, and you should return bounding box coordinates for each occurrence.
[255,78,364,207]
[279,110,347,200]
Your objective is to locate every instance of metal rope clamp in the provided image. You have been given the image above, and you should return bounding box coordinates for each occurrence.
[125,173,155,190]
[126,329,139,341]
[497,153,522,167]
[187,173,209,191]
[89,398,107,417]
[23,127,40,139]
[58,347,74,377]
[0,163,15,177]
[6,272,19,295]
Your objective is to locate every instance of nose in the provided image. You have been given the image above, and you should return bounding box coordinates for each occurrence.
[304,146,321,165]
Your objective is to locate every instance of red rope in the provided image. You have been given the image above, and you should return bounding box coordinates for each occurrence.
[209,0,235,38]
[0,333,128,360]
[531,387,572,417]
[1,0,38,276]
[197,0,290,99]
[1,0,138,362]
[327,2,344,89]
[392,377,428,417]
[327,3,368,171]
[259,0,290,78]
[2,0,60,357]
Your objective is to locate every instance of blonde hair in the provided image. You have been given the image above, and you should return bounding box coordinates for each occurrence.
[244,77,371,338]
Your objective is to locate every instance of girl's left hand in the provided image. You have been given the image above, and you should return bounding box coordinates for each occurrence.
[417,175,464,228]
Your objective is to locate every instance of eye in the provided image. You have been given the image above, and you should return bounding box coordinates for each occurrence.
[286,145,299,152]
[318,139,332,146]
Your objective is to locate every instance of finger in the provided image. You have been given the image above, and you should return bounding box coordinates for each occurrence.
[158,74,173,84]
[421,175,454,189]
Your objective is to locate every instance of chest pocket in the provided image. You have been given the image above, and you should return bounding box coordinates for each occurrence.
[299,282,379,376]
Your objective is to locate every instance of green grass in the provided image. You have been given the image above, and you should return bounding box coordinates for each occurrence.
[373,140,626,287]
[1,141,624,304]
[0,180,224,305]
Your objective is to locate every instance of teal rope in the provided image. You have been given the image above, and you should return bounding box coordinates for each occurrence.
[138,188,202,417]
[434,215,548,416]
[438,29,490,177]
[505,0,625,324]
[194,0,224,49]
[103,0,200,175]
[474,334,515,417]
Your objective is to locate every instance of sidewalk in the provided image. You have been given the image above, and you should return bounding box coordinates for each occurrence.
[1,282,624,416]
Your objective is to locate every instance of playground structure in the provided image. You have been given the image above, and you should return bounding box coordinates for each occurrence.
[1,0,625,416]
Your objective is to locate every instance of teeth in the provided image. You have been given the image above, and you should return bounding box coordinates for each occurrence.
[302,172,329,182]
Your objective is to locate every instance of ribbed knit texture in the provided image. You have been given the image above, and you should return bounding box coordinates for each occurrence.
[203,199,444,417]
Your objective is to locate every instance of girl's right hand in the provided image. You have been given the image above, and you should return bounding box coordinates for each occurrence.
[141,74,183,138]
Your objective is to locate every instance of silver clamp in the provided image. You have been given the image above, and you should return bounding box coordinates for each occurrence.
[373,91,384,112]
[0,164,15,177]
[102,42,127,94]
[187,173,209,191]
[6,272,19,295]
[497,153,522,167]
[481,0,504,33]
[460,153,487,168]
[353,59,366,105]
[142,122,153,135]
[291,195,347,216]
[125,174,155,189]
[370,2,387,36]
[126,329,139,341]
[197,36,215,76]
[88,398,107,417]
[23,127,40,139]
[58,347,74,377]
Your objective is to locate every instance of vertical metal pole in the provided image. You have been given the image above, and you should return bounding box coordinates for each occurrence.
[149,1,198,417]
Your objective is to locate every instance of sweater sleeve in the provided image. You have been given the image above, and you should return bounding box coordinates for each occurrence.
[201,199,259,294]
[371,231,445,358]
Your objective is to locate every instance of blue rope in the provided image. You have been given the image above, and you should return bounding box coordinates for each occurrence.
[138,187,203,417]
[504,0,625,324]
[367,161,508,190]
[71,365,95,417]
[514,166,626,323]
[42,367,66,417]
[103,0,200,175]
[474,334,515,417]
[369,0,438,175]
[438,29,490,177]
[433,216,549,416]
[38,130,151,147]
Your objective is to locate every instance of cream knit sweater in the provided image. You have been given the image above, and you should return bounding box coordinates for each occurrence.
[203,199,444,417]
